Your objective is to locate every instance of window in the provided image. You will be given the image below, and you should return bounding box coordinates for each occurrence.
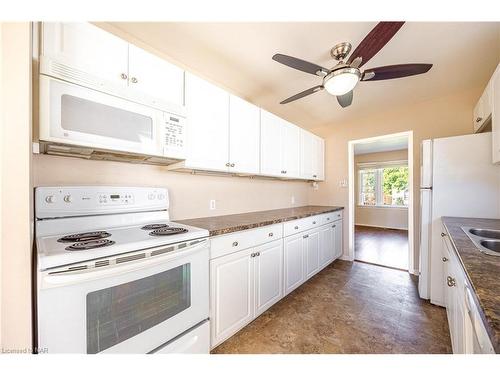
[358,163,409,207]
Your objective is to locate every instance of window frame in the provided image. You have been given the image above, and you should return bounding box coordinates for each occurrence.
[357,161,409,208]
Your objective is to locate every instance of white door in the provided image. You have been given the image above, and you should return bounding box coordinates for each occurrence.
[284,234,305,295]
[253,240,283,317]
[319,225,334,268]
[300,130,314,180]
[185,73,230,172]
[210,248,254,347]
[281,121,300,178]
[333,220,343,259]
[128,44,184,108]
[41,22,129,89]
[229,95,261,174]
[304,231,320,279]
[260,110,283,177]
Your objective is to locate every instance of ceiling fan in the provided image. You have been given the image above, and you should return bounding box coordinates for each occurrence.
[272,22,432,108]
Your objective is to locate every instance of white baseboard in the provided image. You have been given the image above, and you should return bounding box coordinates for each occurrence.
[355,223,408,231]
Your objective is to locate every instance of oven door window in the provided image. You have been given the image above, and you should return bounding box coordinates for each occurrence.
[86,264,191,354]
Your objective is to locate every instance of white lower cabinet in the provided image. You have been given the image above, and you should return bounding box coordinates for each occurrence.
[304,231,320,279]
[210,239,283,348]
[284,233,305,296]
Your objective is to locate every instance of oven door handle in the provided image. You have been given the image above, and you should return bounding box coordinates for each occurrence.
[41,240,208,288]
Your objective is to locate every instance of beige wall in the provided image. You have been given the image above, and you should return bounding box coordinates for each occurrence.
[33,155,312,220]
[0,23,33,352]
[308,87,482,271]
[355,149,409,230]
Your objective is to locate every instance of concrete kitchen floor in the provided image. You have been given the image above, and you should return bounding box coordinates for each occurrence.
[212,260,452,354]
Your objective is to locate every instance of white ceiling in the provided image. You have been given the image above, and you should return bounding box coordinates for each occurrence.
[354,135,408,155]
[104,22,500,130]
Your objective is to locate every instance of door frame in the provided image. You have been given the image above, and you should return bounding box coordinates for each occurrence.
[347,131,415,274]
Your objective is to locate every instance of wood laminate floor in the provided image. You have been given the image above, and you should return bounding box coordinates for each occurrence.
[212,261,451,354]
[355,225,409,270]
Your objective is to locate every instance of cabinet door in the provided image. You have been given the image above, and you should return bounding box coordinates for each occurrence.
[254,240,283,317]
[315,136,325,181]
[492,66,500,163]
[42,22,129,88]
[333,220,343,259]
[185,73,230,172]
[284,234,305,295]
[128,44,184,107]
[299,130,314,180]
[281,121,300,178]
[319,225,333,269]
[304,231,320,279]
[260,110,283,177]
[210,248,254,347]
[229,95,260,174]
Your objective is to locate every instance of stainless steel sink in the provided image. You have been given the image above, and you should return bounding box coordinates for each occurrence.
[469,228,500,239]
[461,227,500,256]
[479,240,500,253]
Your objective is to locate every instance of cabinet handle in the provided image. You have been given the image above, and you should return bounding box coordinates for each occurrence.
[312,221,316,224]
[303,234,309,239]
[232,241,238,247]
[284,170,287,174]
[294,226,299,230]
[476,117,483,123]
[225,162,230,167]
[268,232,274,237]
[442,257,448,262]
[332,225,336,228]
[130,77,138,83]
[440,232,447,237]
[256,252,260,256]
[313,175,317,178]
[230,163,235,167]
[447,276,456,287]
[327,218,330,221]
[251,253,256,258]
[120,73,128,80]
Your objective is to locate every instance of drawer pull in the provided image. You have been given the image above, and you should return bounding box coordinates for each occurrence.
[251,253,256,258]
[447,276,456,287]
[332,225,336,228]
[303,234,309,239]
[256,252,260,256]
[268,232,274,237]
[327,217,330,221]
[232,241,239,247]
[313,221,316,224]
[441,232,447,237]
[294,226,299,230]
[442,257,448,262]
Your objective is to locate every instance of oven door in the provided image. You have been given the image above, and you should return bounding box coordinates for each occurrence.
[37,240,209,354]
[39,75,164,156]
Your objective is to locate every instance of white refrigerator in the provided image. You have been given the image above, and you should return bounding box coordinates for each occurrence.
[418,132,500,306]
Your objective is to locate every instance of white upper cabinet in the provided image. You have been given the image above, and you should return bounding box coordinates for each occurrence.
[229,95,261,174]
[128,44,184,108]
[41,23,129,89]
[41,22,184,111]
[260,110,301,179]
[300,130,325,181]
[260,110,284,177]
[184,73,230,172]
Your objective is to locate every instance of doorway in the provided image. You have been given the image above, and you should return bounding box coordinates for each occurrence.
[347,131,414,272]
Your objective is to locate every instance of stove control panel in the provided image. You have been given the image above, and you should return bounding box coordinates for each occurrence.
[35,187,169,219]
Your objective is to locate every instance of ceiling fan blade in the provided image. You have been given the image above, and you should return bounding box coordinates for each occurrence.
[337,91,353,108]
[273,54,330,76]
[362,64,433,81]
[280,85,324,104]
[347,22,405,68]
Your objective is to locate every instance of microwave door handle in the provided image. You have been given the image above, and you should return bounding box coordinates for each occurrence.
[41,240,207,288]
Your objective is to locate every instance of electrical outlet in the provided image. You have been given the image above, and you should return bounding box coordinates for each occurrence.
[291,196,295,205]
[339,179,348,188]
[209,200,216,210]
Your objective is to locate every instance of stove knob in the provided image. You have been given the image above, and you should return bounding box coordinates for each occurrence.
[45,195,55,204]
[63,195,72,203]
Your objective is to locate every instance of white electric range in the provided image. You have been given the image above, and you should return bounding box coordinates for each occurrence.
[35,186,210,354]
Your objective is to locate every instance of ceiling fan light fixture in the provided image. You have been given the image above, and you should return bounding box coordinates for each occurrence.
[323,67,361,96]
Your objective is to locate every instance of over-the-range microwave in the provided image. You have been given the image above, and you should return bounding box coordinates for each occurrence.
[38,75,186,165]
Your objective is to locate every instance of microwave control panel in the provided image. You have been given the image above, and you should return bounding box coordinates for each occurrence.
[162,113,186,158]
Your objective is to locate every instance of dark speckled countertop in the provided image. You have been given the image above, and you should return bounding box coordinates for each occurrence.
[177,205,344,237]
[441,217,500,353]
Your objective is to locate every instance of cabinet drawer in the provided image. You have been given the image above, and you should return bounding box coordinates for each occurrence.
[210,224,282,259]
[283,217,315,236]
[319,210,343,225]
